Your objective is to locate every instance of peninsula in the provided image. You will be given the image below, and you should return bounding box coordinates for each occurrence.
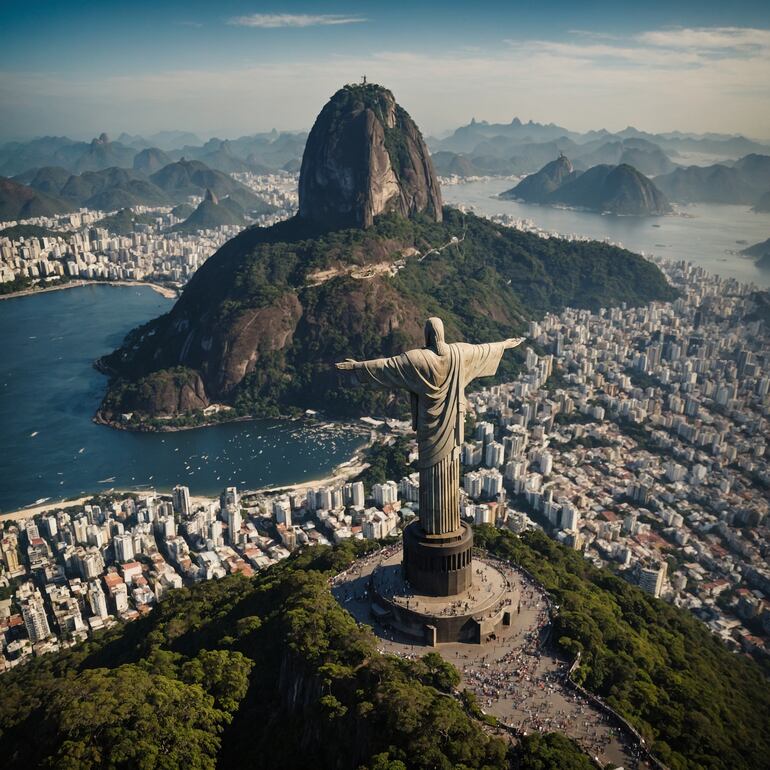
[96,83,676,431]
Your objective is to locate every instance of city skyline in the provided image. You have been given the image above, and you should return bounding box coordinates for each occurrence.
[2,1,770,140]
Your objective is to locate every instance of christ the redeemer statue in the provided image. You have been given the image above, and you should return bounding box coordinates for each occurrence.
[337,317,523,537]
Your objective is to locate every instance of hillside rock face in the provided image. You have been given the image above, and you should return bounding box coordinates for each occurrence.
[504,156,670,215]
[298,84,442,228]
[550,163,671,215]
[501,154,574,202]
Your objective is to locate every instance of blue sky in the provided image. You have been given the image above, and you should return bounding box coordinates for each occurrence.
[1,1,769,140]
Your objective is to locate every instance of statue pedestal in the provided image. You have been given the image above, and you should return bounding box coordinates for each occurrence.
[367,545,516,645]
[402,520,473,596]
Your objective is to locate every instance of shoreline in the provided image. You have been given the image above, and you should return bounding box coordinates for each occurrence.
[92,409,258,433]
[0,430,375,524]
[0,279,179,301]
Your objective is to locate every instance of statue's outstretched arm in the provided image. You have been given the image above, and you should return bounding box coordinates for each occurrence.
[335,353,412,391]
[502,337,526,349]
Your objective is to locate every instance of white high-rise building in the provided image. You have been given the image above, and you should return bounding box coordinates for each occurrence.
[482,470,503,498]
[88,581,109,618]
[462,442,483,467]
[560,505,579,532]
[72,516,89,545]
[113,532,135,563]
[343,481,365,508]
[86,524,105,548]
[637,563,668,599]
[172,485,191,516]
[156,515,176,539]
[78,548,105,580]
[209,520,223,546]
[112,582,129,613]
[398,474,419,503]
[22,594,51,642]
[42,514,58,540]
[312,487,332,511]
[372,481,398,507]
[485,441,505,468]
[474,505,495,526]
[273,498,292,527]
[221,486,239,510]
[227,508,242,545]
[463,472,483,500]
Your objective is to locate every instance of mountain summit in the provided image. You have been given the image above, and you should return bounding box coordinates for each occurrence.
[298,83,442,228]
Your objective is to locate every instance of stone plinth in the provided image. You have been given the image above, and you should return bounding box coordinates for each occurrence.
[402,520,473,596]
[370,546,517,645]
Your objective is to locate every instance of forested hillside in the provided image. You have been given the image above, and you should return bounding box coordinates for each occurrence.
[477,528,770,770]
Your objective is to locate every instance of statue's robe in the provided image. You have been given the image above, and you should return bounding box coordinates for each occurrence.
[354,341,507,534]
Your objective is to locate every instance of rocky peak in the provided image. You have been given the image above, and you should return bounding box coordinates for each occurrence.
[204,187,218,204]
[298,83,442,229]
[501,154,575,203]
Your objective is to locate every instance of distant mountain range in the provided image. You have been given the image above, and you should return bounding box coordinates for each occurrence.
[2,119,768,213]
[0,130,308,178]
[0,159,276,222]
[501,155,671,216]
[654,154,770,206]
[426,118,770,206]
[430,117,770,169]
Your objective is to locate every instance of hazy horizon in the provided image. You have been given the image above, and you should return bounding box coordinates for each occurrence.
[2,1,770,143]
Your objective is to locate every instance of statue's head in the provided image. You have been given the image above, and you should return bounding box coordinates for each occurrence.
[424,317,449,355]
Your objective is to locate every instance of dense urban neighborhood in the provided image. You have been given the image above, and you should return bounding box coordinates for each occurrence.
[0,173,297,290]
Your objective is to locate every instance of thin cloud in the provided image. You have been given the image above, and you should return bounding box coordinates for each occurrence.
[3,26,769,140]
[228,14,366,28]
[506,25,770,70]
[638,26,770,51]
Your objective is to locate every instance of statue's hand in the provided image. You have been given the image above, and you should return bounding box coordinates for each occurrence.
[335,358,358,371]
[504,337,526,349]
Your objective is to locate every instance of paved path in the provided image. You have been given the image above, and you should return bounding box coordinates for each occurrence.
[332,549,650,770]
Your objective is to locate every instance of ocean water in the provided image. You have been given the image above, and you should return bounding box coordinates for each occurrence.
[442,178,770,288]
[0,284,365,512]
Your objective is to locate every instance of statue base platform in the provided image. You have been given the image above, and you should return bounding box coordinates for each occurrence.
[402,520,474,596]
[369,546,516,645]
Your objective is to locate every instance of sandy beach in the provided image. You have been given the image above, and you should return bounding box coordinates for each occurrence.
[249,458,369,496]
[0,490,218,524]
[0,456,371,524]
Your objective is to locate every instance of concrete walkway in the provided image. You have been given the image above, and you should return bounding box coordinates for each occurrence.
[332,549,650,770]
